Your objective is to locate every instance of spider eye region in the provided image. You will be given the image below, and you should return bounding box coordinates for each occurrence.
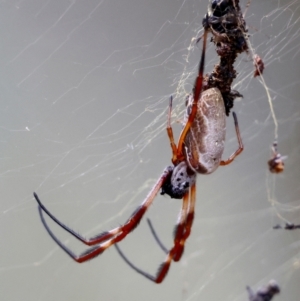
[161,162,196,199]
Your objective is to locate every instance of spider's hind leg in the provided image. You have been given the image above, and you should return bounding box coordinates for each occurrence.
[115,183,196,283]
[220,111,243,166]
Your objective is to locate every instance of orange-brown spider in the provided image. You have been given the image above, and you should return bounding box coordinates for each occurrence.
[34,27,244,283]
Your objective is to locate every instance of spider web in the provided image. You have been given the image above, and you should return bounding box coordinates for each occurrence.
[1,0,300,300]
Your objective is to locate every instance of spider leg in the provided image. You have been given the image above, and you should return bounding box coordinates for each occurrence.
[38,206,78,259]
[35,192,103,246]
[114,243,158,282]
[166,191,189,264]
[34,166,173,263]
[115,191,191,283]
[173,182,196,261]
[220,111,244,166]
[176,30,208,161]
[146,182,196,259]
[147,218,168,254]
[167,96,180,165]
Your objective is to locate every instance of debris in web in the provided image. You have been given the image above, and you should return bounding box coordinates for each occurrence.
[202,0,249,115]
[273,222,300,230]
[246,280,280,301]
[253,54,264,77]
[268,141,286,174]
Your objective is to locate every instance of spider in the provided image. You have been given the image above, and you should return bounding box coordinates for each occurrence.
[34,26,244,283]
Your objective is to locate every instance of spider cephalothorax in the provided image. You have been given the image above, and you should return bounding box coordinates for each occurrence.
[161,162,196,199]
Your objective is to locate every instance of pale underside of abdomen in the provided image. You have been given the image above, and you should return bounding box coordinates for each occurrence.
[183,88,226,174]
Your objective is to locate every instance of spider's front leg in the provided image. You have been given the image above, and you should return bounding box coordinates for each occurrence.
[167,30,208,166]
[176,30,208,160]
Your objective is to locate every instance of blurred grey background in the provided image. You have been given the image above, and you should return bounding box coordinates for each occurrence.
[1,0,300,300]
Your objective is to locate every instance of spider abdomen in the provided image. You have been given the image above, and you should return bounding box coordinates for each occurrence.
[183,87,226,174]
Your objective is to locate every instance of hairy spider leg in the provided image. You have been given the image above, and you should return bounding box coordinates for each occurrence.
[175,30,208,164]
[144,183,196,259]
[155,191,190,282]
[166,96,180,165]
[115,184,196,283]
[34,167,172,263]
[219,111,244,165]
[142,182,196,260]
[166,30,208,166]
[173,182,196,261]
